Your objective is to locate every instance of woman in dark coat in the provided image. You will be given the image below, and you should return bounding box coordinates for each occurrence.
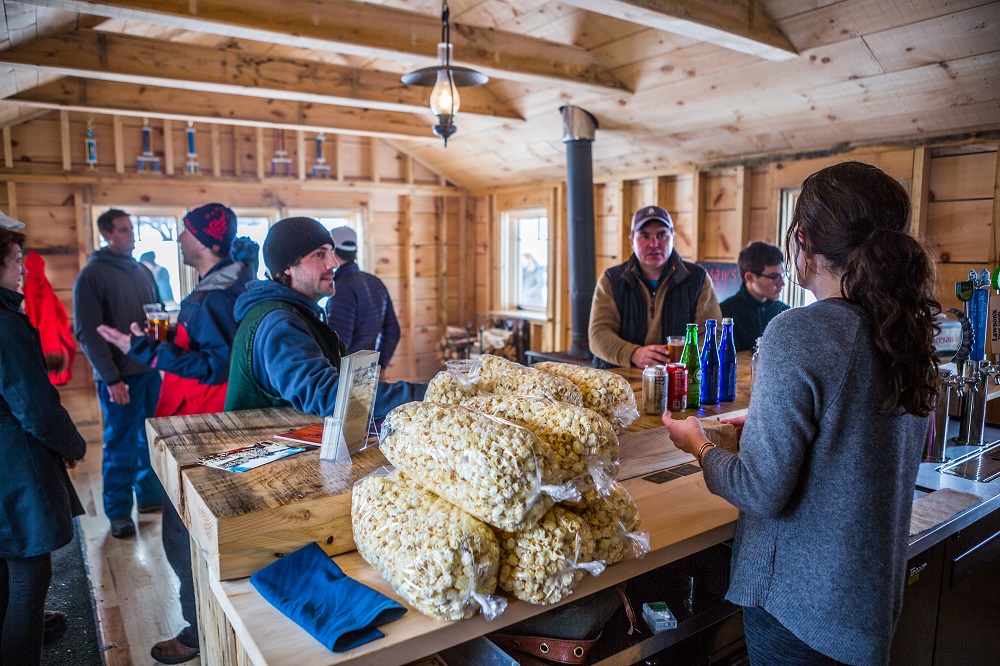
[0,227,86,666]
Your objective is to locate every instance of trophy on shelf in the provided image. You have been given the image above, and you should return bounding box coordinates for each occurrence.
[271,128,293,177]
[136,118,161,174]
[311,132,331,179]
[185,121,200,176]
[85,118,98,170]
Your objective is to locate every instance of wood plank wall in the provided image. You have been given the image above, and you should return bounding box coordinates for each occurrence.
[471,142,1000,355]
[0,111,465,442]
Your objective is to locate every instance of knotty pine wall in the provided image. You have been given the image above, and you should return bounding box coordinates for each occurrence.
[0,112,468,443]
[470,142,1000,355]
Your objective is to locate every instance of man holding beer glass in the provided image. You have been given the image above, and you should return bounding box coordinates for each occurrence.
[73,209,162,539]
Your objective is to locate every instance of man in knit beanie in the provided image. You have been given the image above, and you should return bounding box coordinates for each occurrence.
[226,216,425,418]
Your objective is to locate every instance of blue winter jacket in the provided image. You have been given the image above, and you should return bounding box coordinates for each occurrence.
[129,258,253,384]
[0,287,86,558]
[232,280,425,419]
[324,262,400,366]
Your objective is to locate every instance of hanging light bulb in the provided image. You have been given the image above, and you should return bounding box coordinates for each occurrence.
[401,0,487,146]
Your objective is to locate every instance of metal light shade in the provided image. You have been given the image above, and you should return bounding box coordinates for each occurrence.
[400,66,488,88]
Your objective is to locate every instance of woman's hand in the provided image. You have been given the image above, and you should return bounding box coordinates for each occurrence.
[661,412,709,456]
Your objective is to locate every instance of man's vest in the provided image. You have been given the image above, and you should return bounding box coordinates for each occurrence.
[225,300,345,412]
[594,253,706,369]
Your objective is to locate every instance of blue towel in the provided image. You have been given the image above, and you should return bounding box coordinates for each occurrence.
[250,542,406,652]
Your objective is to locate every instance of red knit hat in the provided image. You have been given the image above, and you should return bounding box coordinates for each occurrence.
[184,203,237,256]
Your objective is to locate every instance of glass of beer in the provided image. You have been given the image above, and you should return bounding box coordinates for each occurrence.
[667,336,685,363]
[144,304,170,341]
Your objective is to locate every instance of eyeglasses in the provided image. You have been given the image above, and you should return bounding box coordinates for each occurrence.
[752,269,788,281]
[635,230,674,243]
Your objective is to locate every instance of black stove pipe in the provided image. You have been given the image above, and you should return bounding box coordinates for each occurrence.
[561,106,598,359]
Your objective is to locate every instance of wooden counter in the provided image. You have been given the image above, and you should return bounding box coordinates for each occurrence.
[146,354,753,665]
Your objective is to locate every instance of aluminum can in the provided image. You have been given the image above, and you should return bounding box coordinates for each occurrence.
[642,365,669,415]
[666,363,688,412]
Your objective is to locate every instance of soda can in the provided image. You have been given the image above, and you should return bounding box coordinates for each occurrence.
[666,363,688,412]
[642,365,669,415]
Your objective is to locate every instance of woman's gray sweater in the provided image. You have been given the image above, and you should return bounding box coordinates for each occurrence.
[702,298,927,666]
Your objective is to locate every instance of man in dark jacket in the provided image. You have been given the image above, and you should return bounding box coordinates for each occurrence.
[73,209,162,539]
[226,216,424,418]
[1,226,86,664]
[720,241,790,352]
[589,205,721,369]
[325,226,400,366]
[96,203,257,664]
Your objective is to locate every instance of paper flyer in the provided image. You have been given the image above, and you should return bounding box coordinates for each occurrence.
[197,441,305,473]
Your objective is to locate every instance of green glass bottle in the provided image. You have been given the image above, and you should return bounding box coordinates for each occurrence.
[680,323,701,409]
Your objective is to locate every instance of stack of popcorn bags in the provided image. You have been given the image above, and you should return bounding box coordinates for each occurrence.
[351,354,648,621]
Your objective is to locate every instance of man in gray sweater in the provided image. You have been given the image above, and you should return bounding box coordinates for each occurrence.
[73,209,162,538]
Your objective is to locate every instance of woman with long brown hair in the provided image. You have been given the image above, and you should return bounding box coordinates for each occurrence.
[664,161,939,665]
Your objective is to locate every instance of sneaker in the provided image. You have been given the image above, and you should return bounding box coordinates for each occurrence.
[150,636,200,664]
[43,610,67,644]
[138,503,163,514]
[110,517,136,539]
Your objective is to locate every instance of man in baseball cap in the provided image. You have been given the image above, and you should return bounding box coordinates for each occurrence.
[226,216,424,417]
[325,227,401,367]
[589,204,720,369]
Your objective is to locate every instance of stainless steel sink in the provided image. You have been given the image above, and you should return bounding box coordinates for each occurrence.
[937,440,1000,483]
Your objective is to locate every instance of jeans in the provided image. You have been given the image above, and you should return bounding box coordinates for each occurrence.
[0,553,52,666]
[743,606,844,666]
[162,502,199,648]
[97,371,163,520]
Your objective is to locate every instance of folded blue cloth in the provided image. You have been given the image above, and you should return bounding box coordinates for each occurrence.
[250,542,406,652]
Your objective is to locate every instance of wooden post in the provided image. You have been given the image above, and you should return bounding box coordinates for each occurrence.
[437,196,447,337]
[404,153,414,185]
[692,170,705,261]
[910,148,932,239]
[255,127,265,180]
[457,196,468,325]
[403,196,417,379]
[211,124,222,178]
[370,138,380,184]
[5,182,17,219]
[1,126,12,167]
[335,134,344,182]
[735,166,752,251]
[74,185,89,269]
[113,116,125,174]
[60,110,72,171]
[296,130,306,181]
[232,126,242,177]
[162,118,174,175]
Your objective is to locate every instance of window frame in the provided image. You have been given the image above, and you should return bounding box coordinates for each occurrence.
[498,206,551,315]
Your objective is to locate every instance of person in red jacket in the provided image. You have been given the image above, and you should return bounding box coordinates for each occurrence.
[22,251,76,386]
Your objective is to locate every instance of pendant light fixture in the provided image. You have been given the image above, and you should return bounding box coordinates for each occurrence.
[401,0,488,146]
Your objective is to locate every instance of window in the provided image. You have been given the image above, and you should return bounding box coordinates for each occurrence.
[93,206,192,306]
[231,209,276,280]
[777,189,816,309]
[500,208,549,312]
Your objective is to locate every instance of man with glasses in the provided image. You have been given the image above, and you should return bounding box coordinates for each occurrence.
[720,241,791,351]
[589,205,721,369]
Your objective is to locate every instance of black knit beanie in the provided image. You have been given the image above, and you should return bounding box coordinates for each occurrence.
[263,217,334,277]
[184,203,237,256]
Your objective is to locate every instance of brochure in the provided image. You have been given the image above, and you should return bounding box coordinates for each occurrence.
[273,424,324,447]
[197,441,305,473]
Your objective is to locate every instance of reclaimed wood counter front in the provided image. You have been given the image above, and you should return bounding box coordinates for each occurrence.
[146,354,752,665]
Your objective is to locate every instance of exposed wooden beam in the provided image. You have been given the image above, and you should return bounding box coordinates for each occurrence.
[562,0,797,61]
[0,30,522,120]
[17,0,627,92]
[4,78,438,140]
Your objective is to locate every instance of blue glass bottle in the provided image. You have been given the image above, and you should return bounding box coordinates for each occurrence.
[720,317,737,402]
[700,319,720,405]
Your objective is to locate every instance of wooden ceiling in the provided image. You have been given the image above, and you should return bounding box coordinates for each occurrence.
[2,0,999,189]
